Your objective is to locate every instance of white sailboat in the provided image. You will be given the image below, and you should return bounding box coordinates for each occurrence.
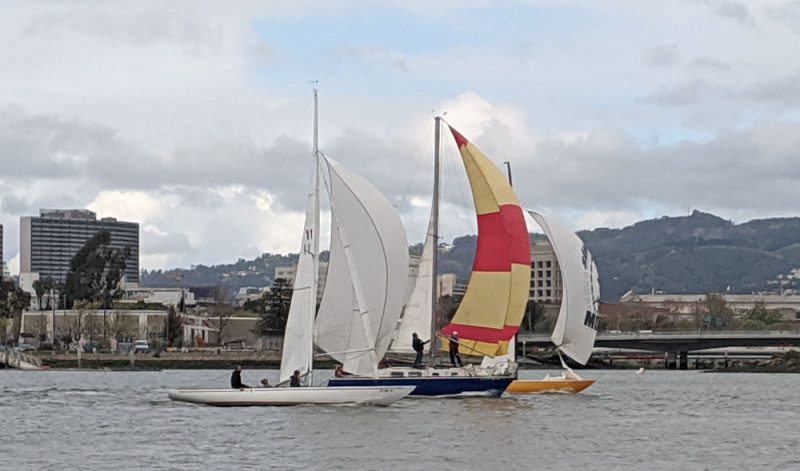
[327,118,523,397]
[168,90,414,406]
[506,209,600,394]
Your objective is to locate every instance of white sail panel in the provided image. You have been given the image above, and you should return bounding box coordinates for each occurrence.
[314,158,409,375]
[279,166,319,384]
[529,210,599,365]
[391,214,435,353]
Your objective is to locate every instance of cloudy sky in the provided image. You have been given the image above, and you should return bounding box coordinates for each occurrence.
[2,0,800,273]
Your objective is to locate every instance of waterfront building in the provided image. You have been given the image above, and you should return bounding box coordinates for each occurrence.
[20,209,139,284]
[618,291,800,326]
[121,287,196,308]
[530,238,562,304]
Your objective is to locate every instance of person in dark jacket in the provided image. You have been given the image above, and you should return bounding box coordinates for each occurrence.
[290,369,302,387]
[412,332,430,368]
[449,331,463,367]
[231,365,250,389]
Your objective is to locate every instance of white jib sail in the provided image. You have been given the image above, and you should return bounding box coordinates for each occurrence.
[314,157,409,376]
[279,162,319,384]
[391,213,434,353]
[529,210,600,365]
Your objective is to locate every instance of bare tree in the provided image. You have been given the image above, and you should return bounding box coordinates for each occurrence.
[109,311,136,342]
[210,285,234,345]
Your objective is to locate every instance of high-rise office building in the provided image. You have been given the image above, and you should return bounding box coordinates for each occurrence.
[20,209,139,284]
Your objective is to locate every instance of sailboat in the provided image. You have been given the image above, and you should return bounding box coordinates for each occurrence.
[505,210,599,394]
[168,90,415,406]
[326,117,526,397]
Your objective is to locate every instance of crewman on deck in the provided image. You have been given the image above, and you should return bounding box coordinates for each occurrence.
[412,332,430,368]
[231,365,250,389]
[449,332,463,367]
[334,365,352,378]
[290,369,302,387]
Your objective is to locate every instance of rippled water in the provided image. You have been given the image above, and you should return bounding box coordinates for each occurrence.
[1,369,798,470]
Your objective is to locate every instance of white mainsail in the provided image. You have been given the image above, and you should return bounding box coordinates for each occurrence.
[391,214,435,352]
[279,90,321,385]
[529,210,600,365]
[278,161,319,384]
[314,157,409,376]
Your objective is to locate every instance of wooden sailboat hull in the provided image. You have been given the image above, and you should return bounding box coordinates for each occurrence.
[327,375,513,397]
[167,386,415,407]
[506,378,595,395]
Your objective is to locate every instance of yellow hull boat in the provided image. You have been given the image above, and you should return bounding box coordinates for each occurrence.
[506,368,594,394]
[506,378,595,394]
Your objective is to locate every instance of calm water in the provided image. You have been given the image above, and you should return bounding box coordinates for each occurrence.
[1,369,798,470]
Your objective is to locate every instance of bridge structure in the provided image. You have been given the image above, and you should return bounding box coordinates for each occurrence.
[516,330,800,369]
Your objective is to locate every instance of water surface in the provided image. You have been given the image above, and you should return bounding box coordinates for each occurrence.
[1,369,798,470]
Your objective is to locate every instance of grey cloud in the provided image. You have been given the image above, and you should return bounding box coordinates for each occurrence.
[503,120,800,219]
[691,56,732,73]
[715,1,754,25]
[741,72,800,105]
[0,106,314,212]
[642,80,716,106]
[24,6,223,52]
[767,1,800,33]
[142,231,192,255]
[0,195,31,214]
[643,44,681,67]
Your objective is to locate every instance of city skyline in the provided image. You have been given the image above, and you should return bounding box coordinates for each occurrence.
[1,1,799,273]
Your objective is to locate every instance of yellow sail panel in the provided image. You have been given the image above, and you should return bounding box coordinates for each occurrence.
[506,263,532,329]
[449,272,510,329]
[458,138,522,215]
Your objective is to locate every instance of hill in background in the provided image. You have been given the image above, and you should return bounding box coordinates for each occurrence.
[141,211,800,302]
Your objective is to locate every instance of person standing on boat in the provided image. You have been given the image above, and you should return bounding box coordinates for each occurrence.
[449,332,463,367]
[231,365,250,389]
[411,333,430,368]
[334,365,353,378]
[290,369,302,387]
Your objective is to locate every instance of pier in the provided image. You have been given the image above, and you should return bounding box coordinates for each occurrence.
[517,331,800,369]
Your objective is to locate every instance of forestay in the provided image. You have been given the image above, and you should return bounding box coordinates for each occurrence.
[529,210,600,365]
[314,157,409,376]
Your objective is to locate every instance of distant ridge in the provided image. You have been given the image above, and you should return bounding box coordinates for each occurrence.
[141,211,800,302]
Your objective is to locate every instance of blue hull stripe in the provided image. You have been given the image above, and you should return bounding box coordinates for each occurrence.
[327,376,513,397]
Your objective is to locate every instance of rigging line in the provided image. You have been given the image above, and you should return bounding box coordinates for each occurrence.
[396,122,433,218]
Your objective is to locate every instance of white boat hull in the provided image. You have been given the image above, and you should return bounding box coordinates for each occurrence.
[167,386,415,407]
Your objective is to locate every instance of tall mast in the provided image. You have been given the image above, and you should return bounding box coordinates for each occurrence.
[429,117,441,366]
[309,87,320,383]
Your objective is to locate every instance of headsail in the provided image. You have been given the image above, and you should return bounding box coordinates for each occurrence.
[440,127,531,356]
[529,210,599,365]
[391,214,435,352]
[314,157,409,375]
[279,162,319,383]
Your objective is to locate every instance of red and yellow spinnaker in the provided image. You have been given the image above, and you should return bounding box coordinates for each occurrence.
[440,127,531,356]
